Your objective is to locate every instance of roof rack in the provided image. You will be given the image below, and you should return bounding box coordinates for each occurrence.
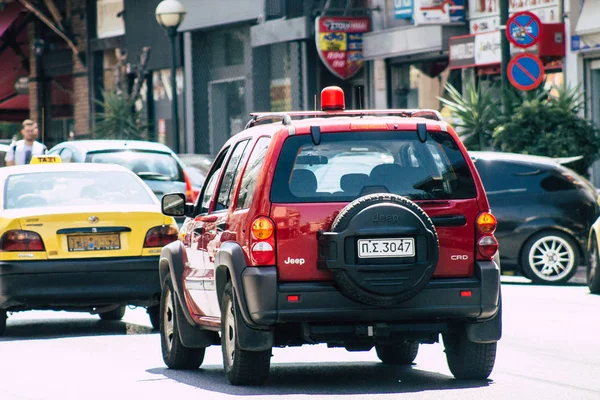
[245,109,443,129]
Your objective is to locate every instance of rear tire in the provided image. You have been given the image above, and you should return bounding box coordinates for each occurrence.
[376,342,419,365]
[443,329,496,380]
[147,305,160,330]
[0,310,6,336]
[587,235,600,294]
[98,305,126,321]
[160,275,205,369]
[221,282,271,386]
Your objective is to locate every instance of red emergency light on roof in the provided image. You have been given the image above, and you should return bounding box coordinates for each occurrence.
[321,86,345,111]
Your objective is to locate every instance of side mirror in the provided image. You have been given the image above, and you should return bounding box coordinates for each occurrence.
[161,193,193,217]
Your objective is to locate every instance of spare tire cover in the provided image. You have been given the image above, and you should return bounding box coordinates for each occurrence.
[327,193,439,307]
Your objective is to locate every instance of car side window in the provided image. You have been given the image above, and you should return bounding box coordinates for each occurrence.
[215,140,250,211]
[475,160,543,195]
[196,147,230,215]
[236,137,271,210]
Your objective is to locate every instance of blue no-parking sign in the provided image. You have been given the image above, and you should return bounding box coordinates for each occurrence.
[507,53,544,91]
[506,11,543,49]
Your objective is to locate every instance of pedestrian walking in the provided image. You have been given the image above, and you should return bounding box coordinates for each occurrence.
[5,119,47,166]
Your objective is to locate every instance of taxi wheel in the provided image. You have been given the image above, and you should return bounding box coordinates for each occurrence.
[376,342,419,365]
[98,305,126,321]
[0,310,6,336]
[221,282,271,386]
[161,275,205,369]
[147,305,160,330]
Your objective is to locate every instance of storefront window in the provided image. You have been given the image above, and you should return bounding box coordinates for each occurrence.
[270,43,293,111]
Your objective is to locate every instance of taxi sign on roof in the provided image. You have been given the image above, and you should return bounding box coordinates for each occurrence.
[29,155,62,164]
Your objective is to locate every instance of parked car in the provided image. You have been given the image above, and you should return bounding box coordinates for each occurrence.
[470,151,599,284]
[177,153,214,201]
[157,86,501,385]
[0,156,179,335]
[47,140,196,203]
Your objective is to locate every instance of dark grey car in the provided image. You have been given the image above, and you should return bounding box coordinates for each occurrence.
[470,151,599,284]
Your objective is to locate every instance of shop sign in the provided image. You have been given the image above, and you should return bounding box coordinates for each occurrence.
[14,76,29,95]
[449,31,501,69]
[315,16,371,80]
[394,0,414,19]
[448,35,475,69]
[571,34,600,52]
[413,0,465,25]
[469,0,559,33]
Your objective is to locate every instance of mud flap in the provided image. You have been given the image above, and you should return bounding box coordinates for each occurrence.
[175,293,219,348]
[466,296,502,343]
[233,287,274,352]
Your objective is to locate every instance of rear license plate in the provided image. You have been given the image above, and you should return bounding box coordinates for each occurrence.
[67,234,121,252]
[357,238,415,258]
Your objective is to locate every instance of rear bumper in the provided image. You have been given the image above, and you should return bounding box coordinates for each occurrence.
[241,261,500,326]
[0,256,160,310]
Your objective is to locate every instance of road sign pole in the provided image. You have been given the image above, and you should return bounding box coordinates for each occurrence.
[500,0,511,115]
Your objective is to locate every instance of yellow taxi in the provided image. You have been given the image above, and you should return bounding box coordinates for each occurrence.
[0,156,178,335]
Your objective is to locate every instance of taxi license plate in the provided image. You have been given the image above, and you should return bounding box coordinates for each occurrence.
[357,238,415,258]
[67,234,121,252]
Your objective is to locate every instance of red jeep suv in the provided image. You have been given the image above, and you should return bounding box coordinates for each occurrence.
[159,87,501,386]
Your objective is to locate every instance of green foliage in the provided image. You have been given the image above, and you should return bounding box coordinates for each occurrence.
[438,80,500,150]
[94,91,148,140]
[493,90,600,176]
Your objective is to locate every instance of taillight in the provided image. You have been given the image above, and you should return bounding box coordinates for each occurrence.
[0,230,45,252]
[476,212,498,260]
[144,225,179,248]
[477,235,499,259]
[184,171,194,203]
[476,212,497,234]
[250,216,275,265]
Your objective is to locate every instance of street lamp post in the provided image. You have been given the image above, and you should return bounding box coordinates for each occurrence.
[155,0,186,153]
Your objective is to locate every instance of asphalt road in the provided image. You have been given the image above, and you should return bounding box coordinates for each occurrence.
[1,279,599,400]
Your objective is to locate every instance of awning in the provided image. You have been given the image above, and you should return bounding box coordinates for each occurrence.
[0,2,24,38]
[362,24,467,60]
[178,0,262,31]
[575,0,600,36]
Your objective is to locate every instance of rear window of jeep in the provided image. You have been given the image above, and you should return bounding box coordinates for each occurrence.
[271,131,476,202]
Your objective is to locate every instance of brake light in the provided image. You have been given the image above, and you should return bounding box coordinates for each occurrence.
[184,171,195,203]
[144,225,179,247]
[250,216,275,265]
[0,230,45,252]
[476,212,497,234]
[477,236,499,259]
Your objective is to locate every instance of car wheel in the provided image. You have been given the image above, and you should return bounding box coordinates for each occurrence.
[375,342,419,365]
[147,305,160,330]
[587,235,600,294]
[0,309,6,336]
[160,275,205,369]
[98,305,126,321]
[443,329,496,380]
[325,193,439,307]
[221,282,271,386]
[521,231,579,285]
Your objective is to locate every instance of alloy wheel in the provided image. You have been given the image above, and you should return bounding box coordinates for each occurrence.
[225,299,236,369]
[163,286,175,353]
[528,235,575,282]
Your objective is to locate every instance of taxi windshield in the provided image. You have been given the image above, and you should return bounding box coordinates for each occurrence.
[4,170,155,209]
